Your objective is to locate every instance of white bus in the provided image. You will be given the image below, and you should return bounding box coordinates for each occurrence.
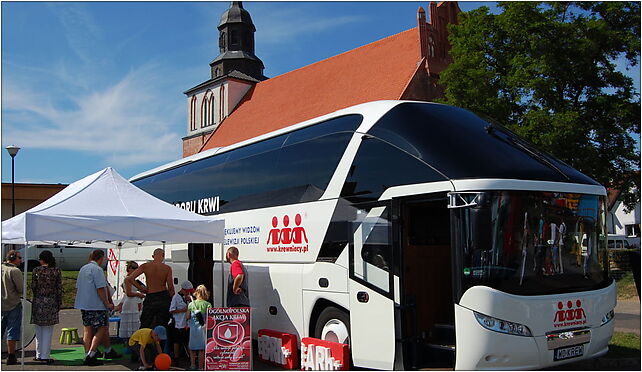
[116,100,615,370]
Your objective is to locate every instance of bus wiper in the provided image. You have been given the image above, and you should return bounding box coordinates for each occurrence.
[485,124,570,181]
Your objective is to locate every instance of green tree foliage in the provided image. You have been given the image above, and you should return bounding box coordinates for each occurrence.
[439,2,640,209]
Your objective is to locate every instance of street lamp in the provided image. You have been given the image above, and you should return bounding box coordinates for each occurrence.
[6,145,20,217]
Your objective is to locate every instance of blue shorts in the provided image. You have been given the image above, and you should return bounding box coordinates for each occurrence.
[1,302,22,341]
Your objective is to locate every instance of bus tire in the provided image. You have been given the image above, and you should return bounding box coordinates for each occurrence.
[314,306,350,346]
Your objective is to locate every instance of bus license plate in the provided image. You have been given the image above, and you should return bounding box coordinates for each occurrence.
[554,345,584,361]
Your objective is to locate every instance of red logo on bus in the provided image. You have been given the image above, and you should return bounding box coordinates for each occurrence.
[553,300,587,328]
[266,214,309,253]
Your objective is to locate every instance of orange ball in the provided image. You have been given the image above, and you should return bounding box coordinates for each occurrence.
[155,353,172,370]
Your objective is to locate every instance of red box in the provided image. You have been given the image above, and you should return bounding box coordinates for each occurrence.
[301,337,350,371]
[258,329,299,369]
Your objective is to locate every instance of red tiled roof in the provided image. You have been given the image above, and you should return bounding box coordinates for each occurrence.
[201,27,421,150]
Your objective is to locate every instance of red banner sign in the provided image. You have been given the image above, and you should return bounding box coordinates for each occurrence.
[301,337,349,371]
[107,248,118,275]
[258,329,298,369]
[205,307,252,370]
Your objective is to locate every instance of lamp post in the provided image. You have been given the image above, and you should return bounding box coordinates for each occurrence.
[6,145,20,217]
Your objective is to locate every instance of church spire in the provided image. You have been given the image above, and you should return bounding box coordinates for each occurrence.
[210,1,265,81]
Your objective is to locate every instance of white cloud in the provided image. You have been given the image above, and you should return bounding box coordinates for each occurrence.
[251,6,368,45]
[49,4,102,64]
[3,63,183,167]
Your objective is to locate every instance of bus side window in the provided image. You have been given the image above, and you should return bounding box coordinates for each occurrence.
[342,137,447,203]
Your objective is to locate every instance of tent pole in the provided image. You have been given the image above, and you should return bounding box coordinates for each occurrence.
[21,241,28,370]
[117,242,122,299]
[221,243,225,307]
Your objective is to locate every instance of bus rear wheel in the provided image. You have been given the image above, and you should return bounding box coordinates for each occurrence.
[314,307,350,345]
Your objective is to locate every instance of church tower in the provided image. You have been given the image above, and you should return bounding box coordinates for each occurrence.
[183,1,266,157]
[210,2,266,81]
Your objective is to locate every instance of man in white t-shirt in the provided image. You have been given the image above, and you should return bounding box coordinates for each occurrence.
[169,280,193,364]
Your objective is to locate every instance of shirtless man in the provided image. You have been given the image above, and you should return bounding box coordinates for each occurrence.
[127,249,175,329]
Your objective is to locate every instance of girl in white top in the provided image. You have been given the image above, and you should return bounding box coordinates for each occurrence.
[117,261,145,339]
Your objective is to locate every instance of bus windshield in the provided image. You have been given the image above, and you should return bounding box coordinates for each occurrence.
[451,191,610,296]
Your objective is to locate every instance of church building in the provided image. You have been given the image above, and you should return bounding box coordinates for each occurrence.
[182,2,460,158]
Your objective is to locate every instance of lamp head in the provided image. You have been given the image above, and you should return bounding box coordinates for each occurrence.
[6,145,20,157]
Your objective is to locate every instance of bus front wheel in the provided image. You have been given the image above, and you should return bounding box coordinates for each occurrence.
[314,307,350,345]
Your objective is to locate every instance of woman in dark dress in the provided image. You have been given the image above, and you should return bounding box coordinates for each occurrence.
[31,250,62,364]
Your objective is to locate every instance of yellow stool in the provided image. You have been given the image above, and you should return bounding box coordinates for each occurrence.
[60,327,80,345]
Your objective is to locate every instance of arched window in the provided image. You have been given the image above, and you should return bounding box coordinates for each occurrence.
[200,90,217,127]
[210,93,217,125]
[190,96,198,131]
[428,36,435,57]
[219,85,226,120]
[219,31,226,53]
[201,91,213,128]
[230,30,239,46]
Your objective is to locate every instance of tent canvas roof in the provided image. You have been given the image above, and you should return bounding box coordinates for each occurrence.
[2,167,223,244]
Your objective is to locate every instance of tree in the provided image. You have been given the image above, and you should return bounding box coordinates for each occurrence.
[439,2,640,209]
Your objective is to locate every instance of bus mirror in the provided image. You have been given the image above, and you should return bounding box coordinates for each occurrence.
[448,192,484,209]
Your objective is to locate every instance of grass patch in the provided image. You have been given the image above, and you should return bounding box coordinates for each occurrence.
[26,270,79,308]
[607,332,641,358]
[616,271,638,300]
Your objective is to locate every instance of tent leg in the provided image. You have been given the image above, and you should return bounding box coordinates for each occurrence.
[221,243,225,307]
[21,241,28,370]
[116,242,122,299]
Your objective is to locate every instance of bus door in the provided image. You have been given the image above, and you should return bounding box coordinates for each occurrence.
[397,195,455,369]
[349,202,396,370]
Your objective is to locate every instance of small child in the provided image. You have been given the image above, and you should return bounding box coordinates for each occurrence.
[128,326,167,371]
[186,285,212,370]
[169,280,193,364]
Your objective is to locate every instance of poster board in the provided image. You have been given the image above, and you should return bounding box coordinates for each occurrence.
[205,307,252,370]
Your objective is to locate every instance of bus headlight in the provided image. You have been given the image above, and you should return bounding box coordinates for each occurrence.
[600,310,614,326]
[474,311,532,337]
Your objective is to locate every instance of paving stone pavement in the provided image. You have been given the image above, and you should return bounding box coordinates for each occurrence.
[2,298,639,370]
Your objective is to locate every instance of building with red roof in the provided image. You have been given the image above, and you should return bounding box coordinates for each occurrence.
[182,2,460,157]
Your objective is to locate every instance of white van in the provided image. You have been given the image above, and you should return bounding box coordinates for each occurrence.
[16,243,108,271]
[607,234,631,250]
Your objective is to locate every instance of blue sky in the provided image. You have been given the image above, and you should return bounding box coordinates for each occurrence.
[1,1,639,185]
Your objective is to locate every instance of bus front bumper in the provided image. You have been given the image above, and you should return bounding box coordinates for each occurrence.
[454,305,614,370]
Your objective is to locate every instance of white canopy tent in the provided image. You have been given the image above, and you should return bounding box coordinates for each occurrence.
[1,167,224,367]
[2,167,224,244]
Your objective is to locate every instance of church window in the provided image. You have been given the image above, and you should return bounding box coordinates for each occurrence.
[219,31,226,53]
[210,93,217,125]
[201,90,214,128]
[230,30,239,46]
[190,96,197,131]
[220,85,226,120]
[428,36,435,57]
